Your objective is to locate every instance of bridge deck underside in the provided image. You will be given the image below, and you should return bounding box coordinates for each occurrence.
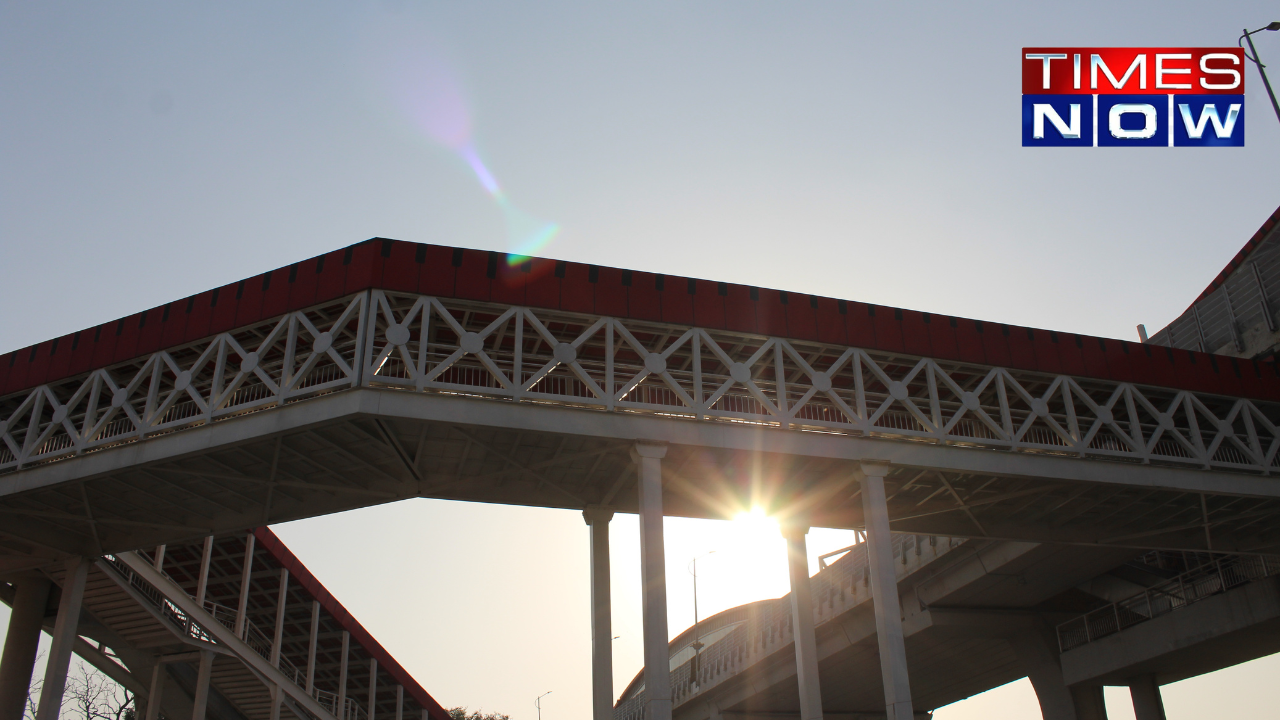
[4,392,1280,568]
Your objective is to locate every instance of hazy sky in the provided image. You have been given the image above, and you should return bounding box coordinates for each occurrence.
[3,1,1280,718]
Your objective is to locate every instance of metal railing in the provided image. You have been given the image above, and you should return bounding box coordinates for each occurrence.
[1057,553,1280,652]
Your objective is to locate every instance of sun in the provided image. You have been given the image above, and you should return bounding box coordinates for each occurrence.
[731,506,781,540]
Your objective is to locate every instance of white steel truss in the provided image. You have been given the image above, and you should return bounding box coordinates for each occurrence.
[4,289,1280,477]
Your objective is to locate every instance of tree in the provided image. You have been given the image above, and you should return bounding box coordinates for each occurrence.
[26,659,136,720]
[446,708,509,720]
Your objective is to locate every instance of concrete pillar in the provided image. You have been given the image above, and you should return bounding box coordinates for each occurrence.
[1008,627,1077,720]
[195,536,214,608]
[191,650,214,720]
[153,546,166,571]
[632,442,671,720]
[235,533,256,639]
[35,556,91,720]
[337,631,350,720]
[144,661,166,720]
[271,569,289,668]
[583,506,615,720]
[1128,675,1165,720]
[269,686,282,720]
[0,575,52,720]
[367,659,378,720]
[783,526,824,720]
[859,461,913,720]
[1070,686,1108,720]
[395,685,403,720]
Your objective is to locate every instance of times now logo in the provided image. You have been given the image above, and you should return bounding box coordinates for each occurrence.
[1022,48,1245,146]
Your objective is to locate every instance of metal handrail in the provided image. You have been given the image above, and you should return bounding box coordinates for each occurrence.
[1057,553,1280,652]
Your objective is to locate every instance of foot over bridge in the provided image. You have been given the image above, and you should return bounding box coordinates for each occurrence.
[0,527,450,720]
[5,235,1280,720]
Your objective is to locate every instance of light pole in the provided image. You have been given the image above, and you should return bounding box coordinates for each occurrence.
[1240,22,1280,127]
[534,691,551,720]
[687,550,716,689]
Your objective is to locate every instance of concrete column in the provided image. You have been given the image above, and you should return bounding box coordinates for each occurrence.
[1008,627,1076,720]
[269,686,282,720]
[395,685,403,720]
[271,569,289,668]
[1070,686,1109,720]
[0,575,52,720]
[1128,675,1165,720]
[632,442,671,720]
[153,546,167,571]
[35,556,91,720]
[191,650,214,720]
[235,533,256,639]
[194,536,214,608]
[367,659,378,720]
[858,462,913,720]
[337,632,350,720]
[144,661,167,720]
[306,600,320,693]
[583,505,615,720]
[783,526,824,720]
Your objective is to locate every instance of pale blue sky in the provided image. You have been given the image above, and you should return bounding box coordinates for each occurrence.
[3,2,1280,718]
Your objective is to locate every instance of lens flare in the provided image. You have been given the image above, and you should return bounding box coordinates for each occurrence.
[390,49,560,261]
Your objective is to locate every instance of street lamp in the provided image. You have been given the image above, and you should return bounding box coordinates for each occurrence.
[1240,22,1280,126]
[534,691,551,720]
[687,550,716,688]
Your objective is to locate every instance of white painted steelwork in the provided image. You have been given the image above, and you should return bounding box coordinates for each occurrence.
[5,289,1280,477]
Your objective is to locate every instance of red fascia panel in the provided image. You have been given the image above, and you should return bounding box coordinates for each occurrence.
[454,250,492,302]
[976,324,1012,367]
[288,259,321,310]
[1055,334,1087,377]
[6,349,32,393]
[559,263,594,313]
[1026,330,1063,375]
[953,319,987,365]
[845,303,877,348]
[252,529,452,720]
[659,276,695,326]
[208,283,241,336]
[1004,326,1037,372]
[1079,337,1111,379]
[723,286,757,334]
[1136,345,1176,389]
[112,315,143,364]
[813,297,847,346]
[135,307,167,358]
[1103,342,1137,384]
[26,342,56,386]
[159,302,190,349]
[693,280,725,330]
[784,295,818,342]
[522,258,560,310]
[345,240,382,295]
[261,268,292,319]
[627,272,662,321]
[89,324,119,370]
[45,335,74,383]
[595,267,628,318]
[234,277,266,329]
[382,242,420,294]
[67,331,97,377]
[1213,356,1247,398]
[869,307,905,353]
[900,311,931,358]
[491,256,530,306]
[184,292,216,344]
[924,315,960,362]
[0,353,13,396]
[418,246,457,298]
[314,250,348,304]
[756,289,788,337]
